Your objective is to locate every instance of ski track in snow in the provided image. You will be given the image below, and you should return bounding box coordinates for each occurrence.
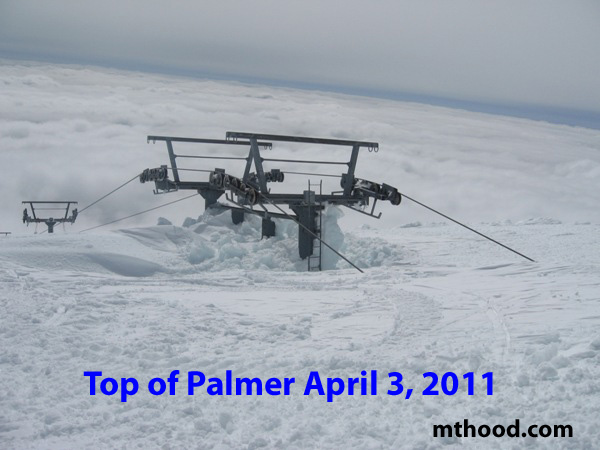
[1,215,599,449]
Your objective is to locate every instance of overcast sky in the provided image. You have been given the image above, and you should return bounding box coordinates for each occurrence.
[1,0,599,126]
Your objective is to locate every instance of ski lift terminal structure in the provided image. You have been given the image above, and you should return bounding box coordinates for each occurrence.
[141,132,402,270]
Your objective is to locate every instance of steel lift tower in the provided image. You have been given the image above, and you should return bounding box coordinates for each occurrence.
[22,201,78,233]
[141,132,401,270]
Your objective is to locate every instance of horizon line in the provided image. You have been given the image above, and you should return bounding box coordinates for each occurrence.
[2,53,599,131]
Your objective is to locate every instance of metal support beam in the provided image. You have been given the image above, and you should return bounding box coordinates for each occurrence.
[343,145,360,196]
[290,201,318,259]
[45,220,56,234]
[250,138,268,193]
[262,157,347,165]
[198,189,223,209]
[148,136,272,148]
[226,132,378,149]
[221,198,293,221]
[242,148,254,182]
[166,140,180,183]
[262,217,276,238]
[231,209,245,224]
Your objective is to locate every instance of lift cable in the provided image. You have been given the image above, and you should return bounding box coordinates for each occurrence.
[79,173,141,214]
[79,193,199,233]
[400,192,535,262]
[30,174,139,235]
[255,192,364,274]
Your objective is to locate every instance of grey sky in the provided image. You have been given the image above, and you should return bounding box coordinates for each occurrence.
[1,0,599,125]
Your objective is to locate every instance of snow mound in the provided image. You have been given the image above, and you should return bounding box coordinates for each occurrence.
[0,232,170,277]
[399,221,423,228]
[177,206,402,272]
[182,217,197,227]
[321,206,345,270]
[518,217,563,225]
[0,207,403,275]
[343,234,404,268]
[86,253,166,277]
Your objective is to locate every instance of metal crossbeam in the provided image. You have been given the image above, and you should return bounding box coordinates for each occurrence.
[262,158,347,165]
[175,154,249,161]
[226,132,378,149]
[148,136,272,148]
[22,201,78,204]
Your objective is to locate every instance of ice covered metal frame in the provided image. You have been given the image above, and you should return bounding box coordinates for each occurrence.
[142,132,401,260]
[22,201,78,233]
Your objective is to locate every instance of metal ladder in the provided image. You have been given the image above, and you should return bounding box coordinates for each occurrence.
[307,179,323,272]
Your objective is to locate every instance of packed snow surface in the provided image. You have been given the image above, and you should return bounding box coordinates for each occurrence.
[1,213,599,449]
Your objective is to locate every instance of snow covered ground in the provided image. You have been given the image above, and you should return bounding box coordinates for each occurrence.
[1,214,599,449]
[1,61,599,448]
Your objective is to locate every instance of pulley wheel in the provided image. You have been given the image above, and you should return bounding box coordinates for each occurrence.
[211,172,223,187]
[246,188,258,205]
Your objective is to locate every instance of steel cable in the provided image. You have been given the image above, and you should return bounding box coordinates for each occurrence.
[400,192,535,262]
[79,173,141,214]
[79,193,199,233]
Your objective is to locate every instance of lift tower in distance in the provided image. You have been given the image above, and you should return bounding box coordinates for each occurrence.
[141,132,401,270]
[22,201,78,233]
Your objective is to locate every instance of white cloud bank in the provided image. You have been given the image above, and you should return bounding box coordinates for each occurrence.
[0,60,599,235]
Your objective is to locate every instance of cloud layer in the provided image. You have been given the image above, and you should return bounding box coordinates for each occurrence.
[1,61,599,235]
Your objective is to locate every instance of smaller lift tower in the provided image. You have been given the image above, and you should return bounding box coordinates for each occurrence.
[22,201,78,233]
